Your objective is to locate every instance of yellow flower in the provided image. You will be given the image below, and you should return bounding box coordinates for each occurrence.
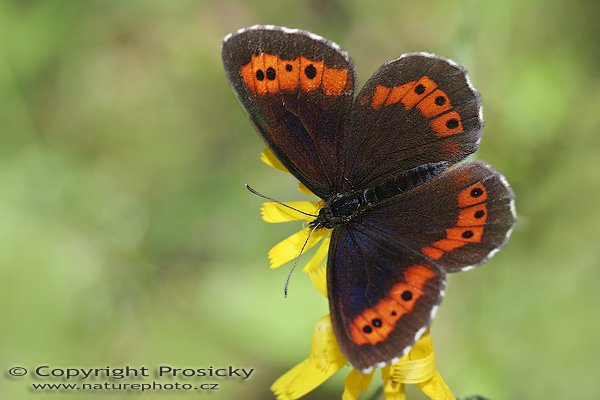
[260,148,331,297]
[259,148,455,400]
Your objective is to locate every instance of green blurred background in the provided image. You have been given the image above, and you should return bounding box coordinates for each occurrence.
[1,0,599,399]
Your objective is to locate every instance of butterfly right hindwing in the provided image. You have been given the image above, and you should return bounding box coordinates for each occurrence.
[357,161,515,272]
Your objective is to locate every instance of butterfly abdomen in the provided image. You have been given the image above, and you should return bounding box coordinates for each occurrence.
[312,162,448,229]
[368,162,449,203]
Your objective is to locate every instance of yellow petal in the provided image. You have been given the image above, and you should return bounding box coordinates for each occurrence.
[268,227,327,269]
[417,371,455,400]
[389,330,455,400]
[261,201,321,223]
[298,182,315,195]
[382,366,406,400]
[307,264,328,298]
[261,147,289,172]
[304,233,331,297]
[271,316,346,400]
[342,369,373,400]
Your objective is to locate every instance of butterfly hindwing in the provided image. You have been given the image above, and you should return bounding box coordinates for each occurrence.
[327,224,445,372]
[328,162,514,371]
[359,161,515,272]
[222,26,356,197]
[346,53,483,189]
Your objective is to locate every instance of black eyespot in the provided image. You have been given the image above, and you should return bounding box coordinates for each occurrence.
[435,96,446,106]
[471,187,484,197]
[462,230,474,239]
[363,325,372,334]
[401,290,413,301]
[255,69,265,81]
[285,63,293,72]
[372,318,382,327]
[415,84,426,94]
[474,210,485,219]
[446,118,459,129]
[391,311,397,316]
[305,64,317,79]
[266,67,276,80]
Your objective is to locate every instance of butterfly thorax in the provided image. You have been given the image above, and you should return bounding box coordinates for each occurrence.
[311,162,449,229]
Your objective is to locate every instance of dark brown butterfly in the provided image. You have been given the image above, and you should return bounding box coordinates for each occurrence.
[222,25,515,373]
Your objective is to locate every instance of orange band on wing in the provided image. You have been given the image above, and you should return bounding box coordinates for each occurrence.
[251,53,267,95]
[240,63,256,92]
[457,203,488,226]
[416,89,452,118]
[384,82,415,106]
[421,246,444,260]
[446,226,484,243]
[300,56,324,91]
[400,76,437,109]
[422,181,489,260]
[263,53,280,94]
[278,58,300,90]
[349,265,436,346]
[367,77,464,140]
[371,85,391,109]
[322,66,348,96]
[432,239,468,252]
[240,53,348,96]
[458,182,487,208]
[431,111,463,137]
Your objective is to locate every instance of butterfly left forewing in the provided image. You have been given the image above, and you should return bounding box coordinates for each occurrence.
[222,26,356,197]
[327,225,445,372]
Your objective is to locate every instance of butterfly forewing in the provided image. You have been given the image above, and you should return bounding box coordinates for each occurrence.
[222,26,356,197]
[346,53,483,190]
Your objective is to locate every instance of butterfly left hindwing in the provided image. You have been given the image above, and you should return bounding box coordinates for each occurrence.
[328,224,445,372]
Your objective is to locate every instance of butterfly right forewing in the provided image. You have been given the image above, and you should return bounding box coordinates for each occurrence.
[345,53,483,189]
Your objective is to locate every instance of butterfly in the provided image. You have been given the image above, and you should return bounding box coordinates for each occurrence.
[222,25,515,373]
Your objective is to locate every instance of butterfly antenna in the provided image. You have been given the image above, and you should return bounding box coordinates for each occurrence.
[284,223,321,298]
[244,184,318,217]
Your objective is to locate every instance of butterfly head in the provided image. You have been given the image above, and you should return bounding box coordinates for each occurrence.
[310,192,365,229]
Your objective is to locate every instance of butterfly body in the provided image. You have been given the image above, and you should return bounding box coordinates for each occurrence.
[312,161,449,229]
[222,25,515,373]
